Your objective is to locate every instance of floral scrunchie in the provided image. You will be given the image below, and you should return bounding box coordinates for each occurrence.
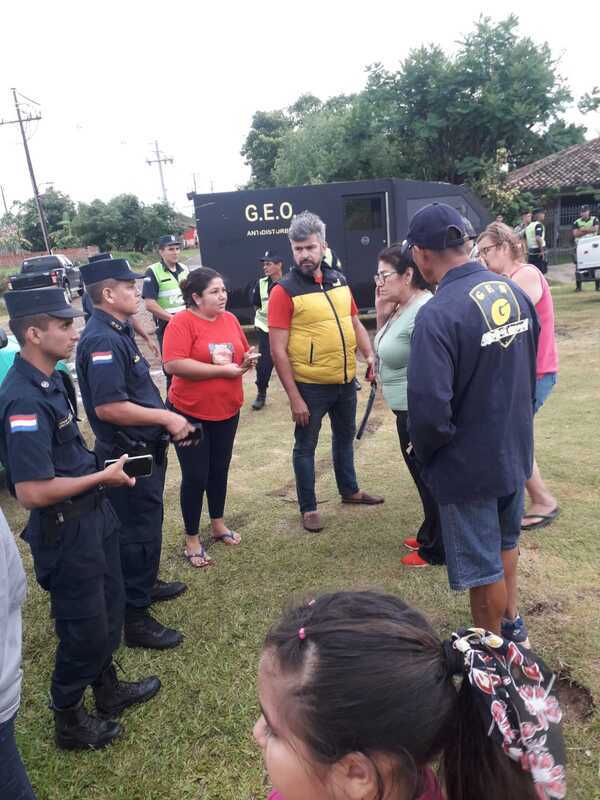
[450,627,566,800]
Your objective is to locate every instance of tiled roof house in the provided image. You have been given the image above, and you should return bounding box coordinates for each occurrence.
[506,137,600,247]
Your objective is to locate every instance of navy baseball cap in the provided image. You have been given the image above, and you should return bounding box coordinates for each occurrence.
[259,249,283,262]
[80,258,145,286]
[158,234,182,248]
[406,203,469,250]
[5,287,83,320]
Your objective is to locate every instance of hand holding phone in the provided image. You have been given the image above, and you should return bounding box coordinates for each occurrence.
[104,454,154,478]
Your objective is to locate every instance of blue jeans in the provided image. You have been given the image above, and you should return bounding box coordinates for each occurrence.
[534,372,557,414]
[293,382,359,513]
[0,714,36,799]
[438,486,524,591]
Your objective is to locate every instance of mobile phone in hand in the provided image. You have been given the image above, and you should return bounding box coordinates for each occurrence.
[104,454,154,478]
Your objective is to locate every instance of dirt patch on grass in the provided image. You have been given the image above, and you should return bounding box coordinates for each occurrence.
[555,668,595,723]
[526,599,565,616]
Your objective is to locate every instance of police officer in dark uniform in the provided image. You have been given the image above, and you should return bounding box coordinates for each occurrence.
[82,254,161,358]
[76,257,194,650]
[0,287,161,750]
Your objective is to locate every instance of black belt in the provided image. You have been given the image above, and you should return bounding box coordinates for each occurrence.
[40,487,106,545]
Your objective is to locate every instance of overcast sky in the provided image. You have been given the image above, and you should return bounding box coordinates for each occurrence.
[1,1,598,216]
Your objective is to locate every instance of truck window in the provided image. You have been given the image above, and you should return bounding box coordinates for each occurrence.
[344,197,383,231]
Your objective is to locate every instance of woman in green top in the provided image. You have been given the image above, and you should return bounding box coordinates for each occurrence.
[374,244,445,568]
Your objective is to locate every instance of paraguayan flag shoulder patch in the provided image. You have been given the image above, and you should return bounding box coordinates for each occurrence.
[92,351,113,365]
[9,414,38,433]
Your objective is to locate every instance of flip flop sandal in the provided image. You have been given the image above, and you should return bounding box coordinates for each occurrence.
[521,507,560,531]
[211,531,241,546]
[183,544,214,568]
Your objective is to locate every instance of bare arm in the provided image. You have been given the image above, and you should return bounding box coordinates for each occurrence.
[375,286,396,329]
[15,455,134,510]
[270,328,310,426]
[163,358,243,380]
[352,316,374,363]
[144,298,173,324]
[511,265,543,306]
[131,316,159,357]
[95,401,194,440]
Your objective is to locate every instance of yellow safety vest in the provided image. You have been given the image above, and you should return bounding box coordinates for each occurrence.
[148,262,189,313]
[525,222,545,252]
[254,276,270,333]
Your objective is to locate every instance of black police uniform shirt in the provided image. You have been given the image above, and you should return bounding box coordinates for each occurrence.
[76,308,164,445]
[407,262,540,506]
[0,355,97,539]
[142,262,187,330]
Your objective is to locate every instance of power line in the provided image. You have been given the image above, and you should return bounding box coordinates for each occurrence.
[0,89,51,253]
[146,140,173,203]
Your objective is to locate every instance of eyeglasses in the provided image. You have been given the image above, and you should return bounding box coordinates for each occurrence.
[478,244,498,260]
[373,270,397,286]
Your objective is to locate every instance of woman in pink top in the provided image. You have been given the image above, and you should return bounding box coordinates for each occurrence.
[478,222,559,530]
[255,591,565,800]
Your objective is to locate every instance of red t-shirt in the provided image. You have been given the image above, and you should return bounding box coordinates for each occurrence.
[268,278,359,330]
[162,309,249,421]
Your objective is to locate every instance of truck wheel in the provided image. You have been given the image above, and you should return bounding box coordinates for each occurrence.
[63,282,72,302]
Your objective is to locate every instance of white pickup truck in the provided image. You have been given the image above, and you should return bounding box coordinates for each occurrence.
[575,235,600,291]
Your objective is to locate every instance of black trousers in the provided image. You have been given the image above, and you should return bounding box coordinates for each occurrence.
[255,328,274,394]
[96,442,166,609]
[527,252,547,275]
[172,410,239,535]
[28,499,124,708]
[394,411,446,565]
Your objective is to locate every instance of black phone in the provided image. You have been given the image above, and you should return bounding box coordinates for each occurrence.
[104,454,154,478]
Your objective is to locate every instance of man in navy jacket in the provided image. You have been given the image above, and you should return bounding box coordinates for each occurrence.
[406,203,539,646]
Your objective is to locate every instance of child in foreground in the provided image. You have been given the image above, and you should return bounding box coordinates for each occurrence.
[254,591,566,800]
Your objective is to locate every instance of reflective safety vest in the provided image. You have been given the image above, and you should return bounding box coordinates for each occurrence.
[525,221,545,252]
[148,261,189,313]
[254,276,270,333]
[574,216,598,235]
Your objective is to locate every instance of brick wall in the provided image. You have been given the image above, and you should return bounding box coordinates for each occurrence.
[0,246,100,270]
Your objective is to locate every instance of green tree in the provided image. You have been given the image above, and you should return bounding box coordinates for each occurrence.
[16,188,77,251]
[242,15,590,189]
[240,110,291,188]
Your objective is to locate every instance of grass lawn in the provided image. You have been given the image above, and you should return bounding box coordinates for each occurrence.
[2,284,599,799]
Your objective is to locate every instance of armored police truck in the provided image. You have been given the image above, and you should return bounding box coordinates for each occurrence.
[188,178,490,323]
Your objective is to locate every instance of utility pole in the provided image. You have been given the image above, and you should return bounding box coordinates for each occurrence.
[146,140,173,202]
[0,90,51,253]
[0,185,8,216]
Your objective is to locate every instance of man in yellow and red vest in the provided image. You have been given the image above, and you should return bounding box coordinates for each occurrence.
[142,234,189,389]
[269,210,384,533]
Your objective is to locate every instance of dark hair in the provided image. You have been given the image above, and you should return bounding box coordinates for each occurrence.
[264,591,537,800]
[180,267,223,307]
[86,278,119,306]
[9,314,52,346]
[378,244,431,290]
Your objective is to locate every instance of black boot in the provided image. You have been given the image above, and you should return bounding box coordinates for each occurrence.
[53,698,122,751]
[93,663,161,719]
[252,392,266,410]
[150,578,187,603]
[124,606,183,650]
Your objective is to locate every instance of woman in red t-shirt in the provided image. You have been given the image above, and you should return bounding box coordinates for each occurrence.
[162,268,259,567]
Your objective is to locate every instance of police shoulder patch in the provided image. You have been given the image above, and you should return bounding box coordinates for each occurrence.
[9,414,38,433]
[91,351,113,365]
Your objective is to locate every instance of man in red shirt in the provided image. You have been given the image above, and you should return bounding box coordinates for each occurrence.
[269,211,383,532]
